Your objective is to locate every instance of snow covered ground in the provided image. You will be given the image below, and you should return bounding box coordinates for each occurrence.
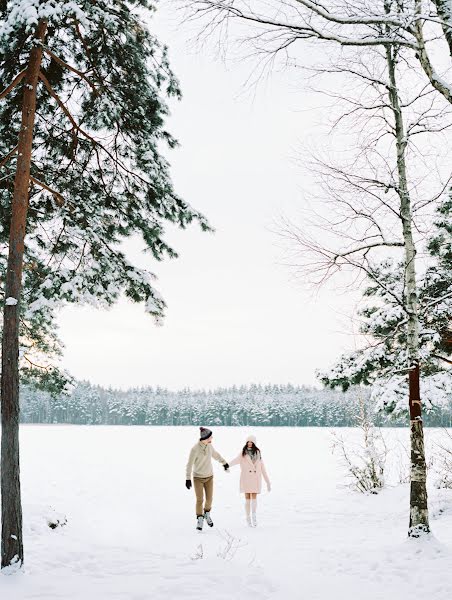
[2,425,452,600]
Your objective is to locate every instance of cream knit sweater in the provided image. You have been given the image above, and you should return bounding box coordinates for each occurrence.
[186,442,227,479]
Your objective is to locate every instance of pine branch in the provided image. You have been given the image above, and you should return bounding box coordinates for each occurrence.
[0,69,27,100]
[43,48,99,95]
[0,145,18,169]
[72,19,105,88]
[422,291,452,310]
[433,354,452,365]
[349,257,407,311]
[38,71,152,187]
[30,176,64,207]
[23,354,52,371]
[38,70,83,131]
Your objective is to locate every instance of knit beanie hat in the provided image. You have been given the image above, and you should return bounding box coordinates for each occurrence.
[200,427,212,441]
[246,434,257,444]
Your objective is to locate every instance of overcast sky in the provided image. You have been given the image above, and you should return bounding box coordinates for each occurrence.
[56,2,357,390]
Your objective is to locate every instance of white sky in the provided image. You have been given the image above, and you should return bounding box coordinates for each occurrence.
[56,1,358,390]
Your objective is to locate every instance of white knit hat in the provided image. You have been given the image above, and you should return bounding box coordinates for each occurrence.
[246,434,257,444]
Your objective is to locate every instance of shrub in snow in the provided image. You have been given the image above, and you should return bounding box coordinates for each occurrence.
[432,431,452,490]
[216,531,247,561]
[332,396,387,494]
[45,508,67,530]
[190,544,204,561]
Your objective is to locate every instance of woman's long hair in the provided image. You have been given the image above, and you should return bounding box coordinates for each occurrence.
[242,442,261,458]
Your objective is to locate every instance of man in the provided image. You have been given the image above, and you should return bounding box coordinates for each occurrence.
[185,427,229,531]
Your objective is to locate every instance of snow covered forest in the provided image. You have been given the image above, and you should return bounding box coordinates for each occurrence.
[0,0,451,595]
[19,382,452,427]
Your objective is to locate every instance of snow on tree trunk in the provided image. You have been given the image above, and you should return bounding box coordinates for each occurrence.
[1,20,47,570]
[409,365,429,534]
[433,0,452,57]
[412,0,452,105]
[386,44,429,537]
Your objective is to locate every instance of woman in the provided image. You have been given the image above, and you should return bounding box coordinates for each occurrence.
[229,435,271,527]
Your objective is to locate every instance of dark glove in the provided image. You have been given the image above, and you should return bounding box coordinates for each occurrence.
[185,479,192,490]
[223,463,229,471]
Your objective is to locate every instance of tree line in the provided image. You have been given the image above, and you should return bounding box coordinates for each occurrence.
[19,382,452,428]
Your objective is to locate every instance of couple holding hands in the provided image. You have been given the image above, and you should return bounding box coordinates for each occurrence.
[185,427,271,531]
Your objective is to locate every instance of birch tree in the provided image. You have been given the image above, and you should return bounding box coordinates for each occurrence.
[186,0,451,538]
[280,50,450,535]
[0,0,207,570]
[189,0,452,103]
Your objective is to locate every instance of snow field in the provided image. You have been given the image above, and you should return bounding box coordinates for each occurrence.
[1,425,452,600]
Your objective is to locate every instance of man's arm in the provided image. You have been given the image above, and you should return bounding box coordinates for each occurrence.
[186,446,196,480]
[211,446,227,465]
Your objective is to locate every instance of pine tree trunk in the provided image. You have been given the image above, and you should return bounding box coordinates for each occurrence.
[386,45,429,536]
[1,20,47,570]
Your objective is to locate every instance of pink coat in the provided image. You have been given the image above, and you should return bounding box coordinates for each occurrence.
[229,452,271,494]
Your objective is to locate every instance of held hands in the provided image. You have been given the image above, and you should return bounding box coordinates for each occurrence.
[185,480,192,490]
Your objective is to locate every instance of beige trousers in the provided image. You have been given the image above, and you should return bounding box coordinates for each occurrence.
[193,476,214,517]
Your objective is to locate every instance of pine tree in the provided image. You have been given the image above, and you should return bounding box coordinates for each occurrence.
[319,199,452,527]
[319,195,451,407]
[318,256,451,410]
[424,194,452,367]
[0,0,208,569]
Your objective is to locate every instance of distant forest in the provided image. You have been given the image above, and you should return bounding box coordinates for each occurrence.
[19,382,452,427]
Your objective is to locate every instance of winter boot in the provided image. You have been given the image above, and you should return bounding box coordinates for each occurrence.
[252,513,257,527]
[204,511,214,527]
[196,516,204,531]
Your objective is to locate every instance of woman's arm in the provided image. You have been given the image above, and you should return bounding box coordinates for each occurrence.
[228,454,242,467]
[261,460,271,488]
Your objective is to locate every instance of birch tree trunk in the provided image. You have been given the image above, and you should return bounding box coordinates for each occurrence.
[386,44,430,536]
[432,0,452,57]
[1,20,47,569]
